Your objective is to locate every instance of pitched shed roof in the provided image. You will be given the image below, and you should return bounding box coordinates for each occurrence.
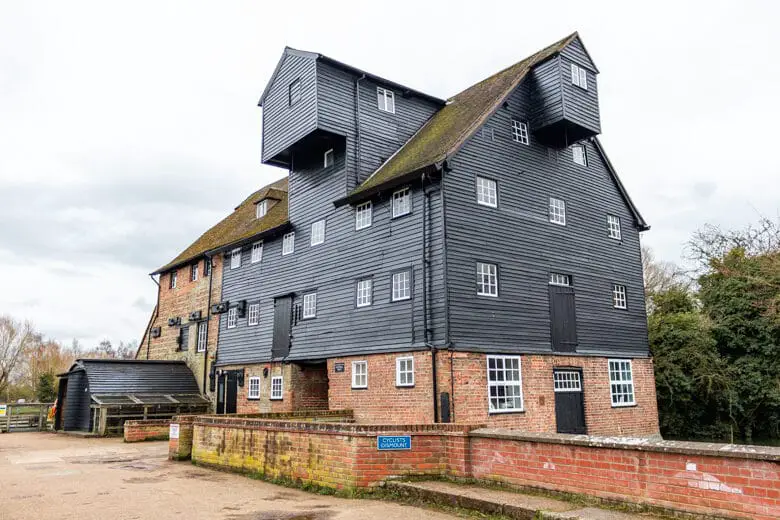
[152,176,289,274]
[61,359,200,395]
[347,33,578,199]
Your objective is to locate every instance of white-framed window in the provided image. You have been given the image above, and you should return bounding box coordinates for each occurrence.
[376,87,395,113]
[572,144,587,166]
[392,187,411,218]
[289,78,302,106]
[256,199,268,219]
[204,259,211,277]
[549,273,571,287]
[355,201,372,230]
[511,119,529,145]
[487,355,523,413]
[324,149,334,168]
[352,361,368,388]
[553,371,582,392]
[570,63,588,90]
[549,197,566,226]
[230,248,241,269]
[302,292,317,319]
[476,262,498,297]
[227,307,238,329]
[270,376,283,400]
[247,303,260,326]
[396,356,414,387]
[248,376,261,399]
[191,264,198,282]
[476,176,497,208]
[251,241,263,263]
[170,270,177,289]
[282,232,295,255]
[391,270,411,302]
[196,320,207,353]
[613,284,627,309]
[356,278,373,307]
[608,359,635,406]
[310,220,325,246]
[607,215,622,240]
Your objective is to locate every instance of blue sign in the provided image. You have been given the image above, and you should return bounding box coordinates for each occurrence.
[377,435,412,451]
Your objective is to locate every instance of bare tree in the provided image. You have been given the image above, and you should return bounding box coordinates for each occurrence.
[642,245,689,296]
[687,217,780,270]
[0,316,40,398]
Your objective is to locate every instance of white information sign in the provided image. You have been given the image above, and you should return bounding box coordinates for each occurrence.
[169,423,180,439]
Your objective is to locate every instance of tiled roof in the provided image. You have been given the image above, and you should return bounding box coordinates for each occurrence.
[152,176,289,274]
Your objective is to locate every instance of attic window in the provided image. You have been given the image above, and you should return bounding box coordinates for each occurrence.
[289,78,302,106]
[324,149,334,168]
[570,64,588,90]
[256,199,267,219]
[511,120,529,145]
[377,87,395,113]
[572,144,587,166]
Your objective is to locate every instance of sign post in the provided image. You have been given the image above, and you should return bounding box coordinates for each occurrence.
[377,435,412,451]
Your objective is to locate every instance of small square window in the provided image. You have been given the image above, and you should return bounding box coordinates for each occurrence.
[324,149,334,168]
[392,188,411,218]
[376,87,395,113]
[282,232,295,255]
[230,248,241,269]
[256,199,268,219]
[352,361,368,388]
[549,197,566,226]
[356,278,373,307]
[607,215,622,240]
[170,270,177,289]
[396,356,415,387]
[302,292,317,319]
[310,220,325,246]
[248,376,261,399]
[511,119,529,145]
[609,360,635,406]
[251,241,263,263]
[392,270,411,301]
[481,127,494,141]
[476,176,497,208]
[289,79,302,106]
[190,264,198,282]
[196,321,207,352]
[477,262,498,297]
[247,303,260,326]
[572,144,587,166]
[549,273,571,286]
[355,201,372,230]
[227,307,238,329]
[570,63,588,90]
[487,355,524,412]
[270,376,283,400]
[613,284,627,309]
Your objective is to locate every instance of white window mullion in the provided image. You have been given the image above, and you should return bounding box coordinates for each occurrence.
[609,359,635,406]
[487,355,523,412]
[352,361,368,388]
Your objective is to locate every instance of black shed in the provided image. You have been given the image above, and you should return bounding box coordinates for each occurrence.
[55,359,210,435]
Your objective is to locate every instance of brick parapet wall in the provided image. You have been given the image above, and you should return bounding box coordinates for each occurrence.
[124,419,172,443]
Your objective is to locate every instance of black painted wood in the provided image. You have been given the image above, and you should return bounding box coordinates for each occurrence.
[549,286,578,353]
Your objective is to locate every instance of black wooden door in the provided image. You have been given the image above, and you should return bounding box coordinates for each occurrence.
[549,286,578,352]
[553,369,586,434]
[272,296,293,359]
[225,371,238,414]
[216,373,226,414]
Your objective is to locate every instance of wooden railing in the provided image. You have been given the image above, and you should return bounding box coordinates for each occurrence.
[0,403,54,433]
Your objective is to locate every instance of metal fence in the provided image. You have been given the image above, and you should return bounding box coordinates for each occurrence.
[0,403,54,433]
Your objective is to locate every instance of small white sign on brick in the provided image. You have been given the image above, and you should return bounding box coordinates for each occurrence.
[169,423,180,440]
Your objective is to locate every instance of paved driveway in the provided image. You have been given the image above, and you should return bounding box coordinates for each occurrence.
[0,432,456,520]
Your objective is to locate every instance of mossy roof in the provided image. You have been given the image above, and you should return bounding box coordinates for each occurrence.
[153,176,289,274]
[349,33,578,198]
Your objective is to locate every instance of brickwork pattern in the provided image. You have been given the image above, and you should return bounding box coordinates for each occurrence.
[124,419,171,443]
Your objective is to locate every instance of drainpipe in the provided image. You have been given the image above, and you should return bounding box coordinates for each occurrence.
[353,74,365,190]
[147,274,160,360]
[440,159,455,421]
[203,254,215,395]
[421,172,439,423]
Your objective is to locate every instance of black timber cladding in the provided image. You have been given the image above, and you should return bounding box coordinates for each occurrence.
[66,359,201,395]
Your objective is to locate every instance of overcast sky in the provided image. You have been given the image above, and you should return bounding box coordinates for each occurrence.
[1,1,777,348]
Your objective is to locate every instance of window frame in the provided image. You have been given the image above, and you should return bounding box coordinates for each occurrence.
[251,241,263,264]
[247,376,261,400]
[376,87,395,114]
[196,320,207,353]
[190,263,198,282]
[487,355,524,413]
[352,360,368,389]
[256,199,268,219]
[270,376,283,400]
[391,187,412,218]
[612,284,627,310]
[282,232,295,256]
[511,119,530,145]
[302,292,317,319]
[391,269,412,302]
[170,270,177,289]
[323,149,334,168]
[549,197,566,226]
[247,303,260,326]
[355,201,372,230]
[204,259,211,277]
[288,78,302,106]
[553,370,582,392]
[476,175,498,208]
[608,359,636,407]
[572,144,587,166]
[355,277,373,308]
[549,273,572,287]
[607,215,622,240]
[476,262,499,297]
[310,219,325,246]
[396,356,415,387]
[230,248,242,269]
[570,63,588,90]
[226,307,238,329]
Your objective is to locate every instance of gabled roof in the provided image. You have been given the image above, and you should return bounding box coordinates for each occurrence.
[257,47,446,107]
[152,176,289,275]
[592,137,649,231]
[60,359,200,395]
[346,33,578,201]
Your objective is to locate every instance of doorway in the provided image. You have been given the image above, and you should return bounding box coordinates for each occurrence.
[553,368,586,434]
[216,371,238,414]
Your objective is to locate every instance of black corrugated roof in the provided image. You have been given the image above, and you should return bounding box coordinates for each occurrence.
[60,359,201,395]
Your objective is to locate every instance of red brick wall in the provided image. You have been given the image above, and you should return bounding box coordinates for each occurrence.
[124,419,171,443]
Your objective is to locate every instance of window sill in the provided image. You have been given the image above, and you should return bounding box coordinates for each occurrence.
[269,397,283,401]
[247,397,260,401]
[391,211,412,221]
[396,384,415,389]
[391,297,412,303]
[488,409,525,415]
[351,386,368,391]
[611,403,637,409]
